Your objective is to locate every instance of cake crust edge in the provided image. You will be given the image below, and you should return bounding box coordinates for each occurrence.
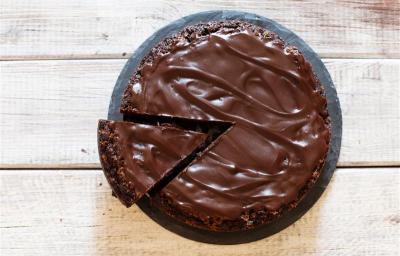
[98,120,139,207]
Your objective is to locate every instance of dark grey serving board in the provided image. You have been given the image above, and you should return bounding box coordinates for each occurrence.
[107,10,342,244]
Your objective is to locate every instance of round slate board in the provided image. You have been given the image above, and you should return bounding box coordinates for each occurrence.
[107,10,342,244]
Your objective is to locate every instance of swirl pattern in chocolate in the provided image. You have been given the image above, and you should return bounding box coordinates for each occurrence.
[121,22,330,231]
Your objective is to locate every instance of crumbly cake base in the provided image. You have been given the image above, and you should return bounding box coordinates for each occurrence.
[98,120,138,207]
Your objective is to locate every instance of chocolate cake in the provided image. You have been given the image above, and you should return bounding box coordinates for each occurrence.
[100,20,331,232]
[98,120,207,206]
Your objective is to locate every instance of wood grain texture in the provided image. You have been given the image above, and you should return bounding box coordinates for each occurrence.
[0,0,399,60]
[0,168,399,255]
[1,58,399,167]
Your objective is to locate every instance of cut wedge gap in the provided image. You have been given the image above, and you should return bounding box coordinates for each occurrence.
[98,116,233,207]
[147,121,234,197]
[123,112,233,134]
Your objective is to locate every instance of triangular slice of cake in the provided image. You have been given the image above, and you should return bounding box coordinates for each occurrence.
[98,119,207,207]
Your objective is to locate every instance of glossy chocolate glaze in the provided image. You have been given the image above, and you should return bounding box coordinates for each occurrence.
[122,25,330,225]
[108,121,206,200]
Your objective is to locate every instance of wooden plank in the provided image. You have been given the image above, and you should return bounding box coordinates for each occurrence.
[0,59,121,166]
[0,0,399,60]
[0,168,399,255]
[325,59,400,166]
[1,58,399,167]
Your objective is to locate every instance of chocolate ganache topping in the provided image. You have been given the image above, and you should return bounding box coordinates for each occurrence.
[121,22,330,228]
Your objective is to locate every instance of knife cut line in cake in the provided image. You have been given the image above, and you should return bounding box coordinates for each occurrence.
[97,115,233,207]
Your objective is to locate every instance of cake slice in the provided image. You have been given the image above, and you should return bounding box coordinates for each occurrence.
[97,119,207,207]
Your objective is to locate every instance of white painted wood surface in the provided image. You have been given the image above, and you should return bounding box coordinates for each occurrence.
[0,168,399,255]
[1,1,399,255]
[1,0,399,60]
[1,59,399,167]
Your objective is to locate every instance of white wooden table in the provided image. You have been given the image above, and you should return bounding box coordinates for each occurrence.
[1,1,399,255]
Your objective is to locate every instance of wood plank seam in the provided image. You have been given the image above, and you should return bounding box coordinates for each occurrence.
[1,58,399,167]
